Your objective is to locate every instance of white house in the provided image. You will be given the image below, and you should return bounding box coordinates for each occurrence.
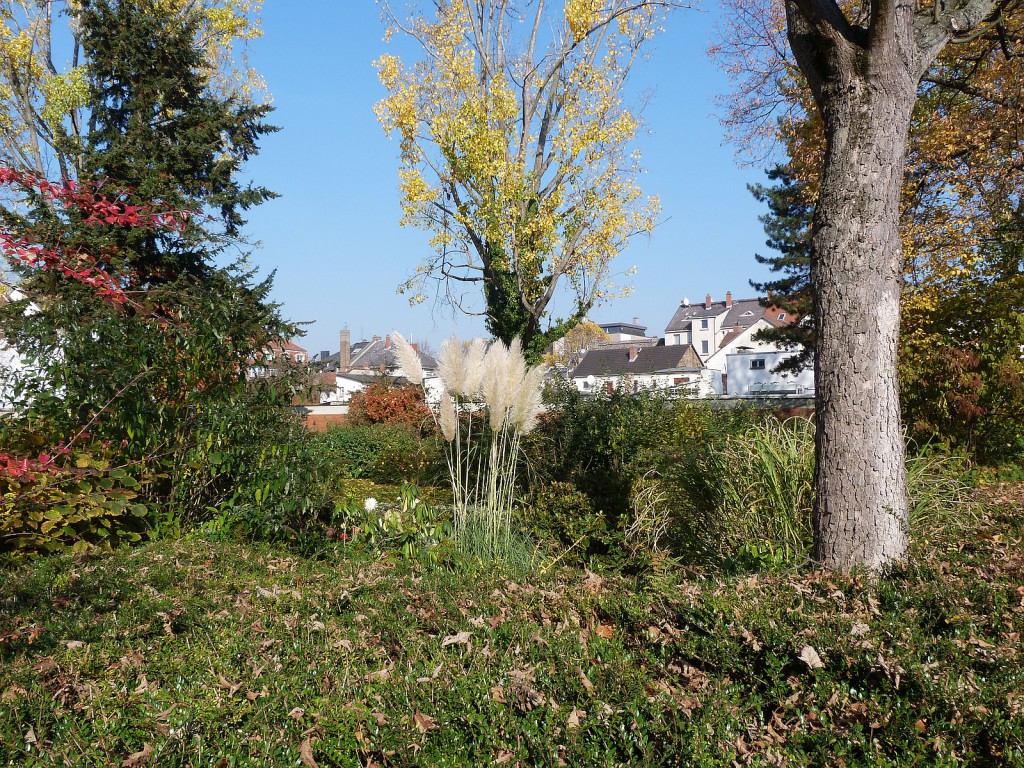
[726,350,815,397]
[570,290,810,399]
[0,286,35,411]
[569,341,722,397]
[313,332,441,405]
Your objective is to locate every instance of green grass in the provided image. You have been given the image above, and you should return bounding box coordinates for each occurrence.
[1,495,1023,766]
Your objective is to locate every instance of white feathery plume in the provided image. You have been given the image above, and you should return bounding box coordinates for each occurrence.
[506,337,527,396]
[439,386,457,442]
[438,335,466,394]
[512,364,546,435]
[462,338,487,396]
[482,340,513,431]
[391,331,424,386]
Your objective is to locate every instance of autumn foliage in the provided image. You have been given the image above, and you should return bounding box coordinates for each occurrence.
[348,382,436,436]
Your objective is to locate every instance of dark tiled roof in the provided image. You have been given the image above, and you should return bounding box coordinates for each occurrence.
[721,299,767,329]
[571,344,703,379]
[664,297,767,334]
[317,337,438,372]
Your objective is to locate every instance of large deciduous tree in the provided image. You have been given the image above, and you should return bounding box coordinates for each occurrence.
[781,0,999,572]
[374,0,669,358]
[725,3,1024,465]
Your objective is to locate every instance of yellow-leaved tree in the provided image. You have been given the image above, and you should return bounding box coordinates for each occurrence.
[0,0,265,185]
[375,0,671,359]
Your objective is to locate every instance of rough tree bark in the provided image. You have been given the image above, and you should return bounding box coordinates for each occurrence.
[783,0,998,572]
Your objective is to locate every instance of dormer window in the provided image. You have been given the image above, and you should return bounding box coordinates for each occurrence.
[741,310,755,317]
[777,312,787,321]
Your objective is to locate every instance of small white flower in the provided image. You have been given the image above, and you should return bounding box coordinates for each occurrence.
[364,497,378,512]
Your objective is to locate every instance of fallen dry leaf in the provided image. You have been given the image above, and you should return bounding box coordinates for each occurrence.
[288,707,305,721]
[578,669,596,694]
[494,749,516,764]
[65,640,86,650]
[32,657,56,674]
[441,631,473,648]
[413,711,437,732]
[567,708,586,729]
[217,675,241,696]
[851,622,870,637]
[299,737,319,767]
[594,624,614,640]
[798,645,825,670]
[583,571,605,594]
[490,685,506,703]
[25,726,36,745]
[121,742,152,767]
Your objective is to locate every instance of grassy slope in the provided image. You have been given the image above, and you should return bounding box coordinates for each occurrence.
[1,495,1022,767]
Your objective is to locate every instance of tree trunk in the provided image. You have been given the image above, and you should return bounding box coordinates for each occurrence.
[811,71,917,572]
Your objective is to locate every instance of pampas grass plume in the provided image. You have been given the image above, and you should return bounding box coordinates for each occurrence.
[482,341,513,431]
[438,335,466,394]
[392,331,423,386]
[439,387,457,442]
[462,338,487,396]
[512,364,546,434]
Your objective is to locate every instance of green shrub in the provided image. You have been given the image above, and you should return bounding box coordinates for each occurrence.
[522,480,611,560]
[176,395,333,542]
[316,424,444,486]
[332,483,455,564]
[674,417,979,569]
[1,447,150,564]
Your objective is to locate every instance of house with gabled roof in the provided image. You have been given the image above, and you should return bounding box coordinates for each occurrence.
[313,330,441,404]
[570,289,811,399]
[569,339,722,397]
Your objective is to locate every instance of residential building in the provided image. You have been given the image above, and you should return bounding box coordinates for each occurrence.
[569,341,722,397]
[251,339,310,379]
[569,290,810,399]
[313,330,440,404]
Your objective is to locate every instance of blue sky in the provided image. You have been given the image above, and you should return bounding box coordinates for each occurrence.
[241,2,777,356]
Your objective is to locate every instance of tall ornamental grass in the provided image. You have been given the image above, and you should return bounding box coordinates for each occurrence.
[392,332,545,559]
[678,417,977,565]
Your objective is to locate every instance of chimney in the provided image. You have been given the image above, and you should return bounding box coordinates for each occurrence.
[339,329,351,371]
[412,342,420,354]
[385,335,392,349]
[726,291,733,308]
[705,293,712,309]
[632,316,640,325]
[628,345,639,363]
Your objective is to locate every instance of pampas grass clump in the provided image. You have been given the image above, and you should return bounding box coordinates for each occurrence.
[393,331,545,558]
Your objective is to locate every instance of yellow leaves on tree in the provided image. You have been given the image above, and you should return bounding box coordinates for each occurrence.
[0,0,267,183]
[375,0,667,351]
[542,319,610,368]
[712,0,1024,313]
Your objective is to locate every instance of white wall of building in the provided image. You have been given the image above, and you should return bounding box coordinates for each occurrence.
[726,350,814,397]
[574,369,722,398]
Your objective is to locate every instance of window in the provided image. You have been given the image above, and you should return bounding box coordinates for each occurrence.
[777,312,787,321]
[701,340,709,355]
[674,334,681,345]
[750,359,766,370]
[700,319,709,330]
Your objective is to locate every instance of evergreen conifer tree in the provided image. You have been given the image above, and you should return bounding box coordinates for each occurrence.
[748,164,814,373]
